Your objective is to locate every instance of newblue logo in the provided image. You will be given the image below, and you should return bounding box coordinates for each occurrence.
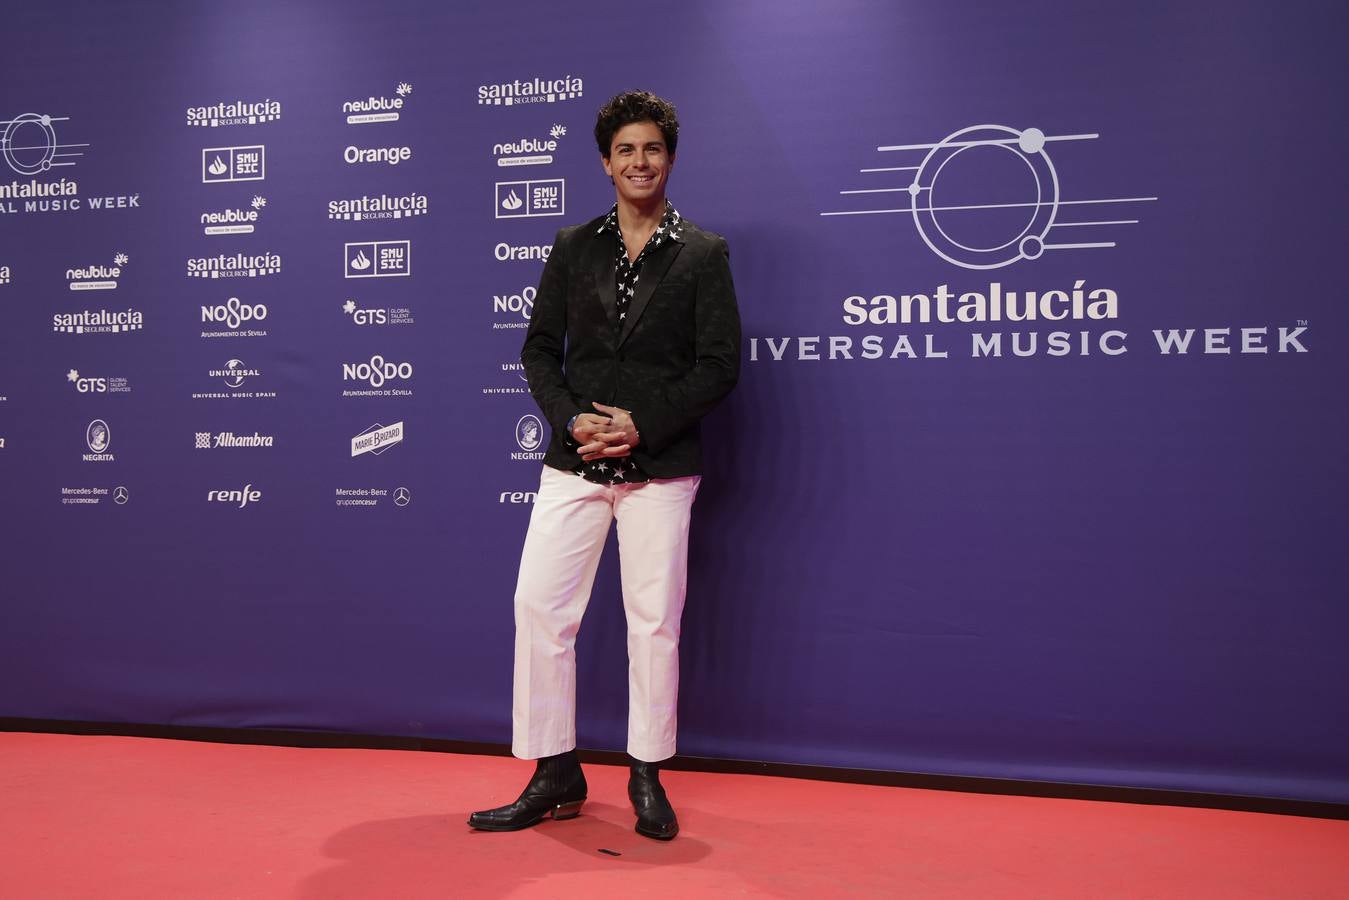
[202,145,265,183]
[67,253,127,291]
[202,195,266,235]
[344,82,412,125]
[495,124,566,167]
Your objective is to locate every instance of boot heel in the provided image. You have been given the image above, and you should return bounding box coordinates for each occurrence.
[551,799,584,820]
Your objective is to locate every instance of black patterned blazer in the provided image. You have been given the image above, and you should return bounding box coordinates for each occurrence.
[520,210,741,478]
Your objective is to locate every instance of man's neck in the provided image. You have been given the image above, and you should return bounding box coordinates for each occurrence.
[615,194,667,234]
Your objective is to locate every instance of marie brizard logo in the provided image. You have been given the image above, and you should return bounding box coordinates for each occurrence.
[822,124,1157,269]
[351,421,404,457]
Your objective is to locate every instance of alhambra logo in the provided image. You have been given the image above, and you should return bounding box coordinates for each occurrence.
[478,75,583,106]
[195,431,275,449]
[186,98,281,128]
[187,251,281,279]
[823,123,1156,270]
[328,191,428,222]
[66,253,127,290]
[344,82,413,125]
[202,195,266,235]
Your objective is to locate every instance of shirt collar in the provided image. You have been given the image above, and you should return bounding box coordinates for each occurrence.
[597,201,683,242]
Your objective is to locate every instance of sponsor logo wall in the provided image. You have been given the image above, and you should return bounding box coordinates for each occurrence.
[1,2,1340,807]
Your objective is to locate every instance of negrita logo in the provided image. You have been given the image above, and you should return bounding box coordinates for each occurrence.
[477,75,583,107]
[67,253,127,291]
[202,195,266,236]
[82,419,113,462]
[186,98,281,128]
[344,82,412,125]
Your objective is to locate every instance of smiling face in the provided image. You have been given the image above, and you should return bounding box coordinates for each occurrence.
[601,120,674,207]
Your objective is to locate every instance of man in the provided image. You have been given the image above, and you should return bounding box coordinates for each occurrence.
[469,91,740,841]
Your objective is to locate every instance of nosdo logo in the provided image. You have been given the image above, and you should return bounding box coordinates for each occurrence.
[67,368,131,394]
[344,82,412,125]
[83,419,113,462]
[822,123,1156,270]
[66,252,127,291]
[201,296,268,337]
[202,146,264,183]
[187,251,281,279]
[492,286,535,330]
[494,241,551,262]
[186,98,281,128]
[342,299,414,327]
[495,124,566,167]
[344,144,411,167]
[195,431,274,449]
[207,484,261,508]
[52,307,144,334]
[342,355,413,388]
[328,191,428,222]
[351,421,404,457]
[478,75,583,107]
[202,195,266,235]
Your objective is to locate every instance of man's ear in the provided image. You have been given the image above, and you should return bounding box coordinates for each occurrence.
[600,153,613,179]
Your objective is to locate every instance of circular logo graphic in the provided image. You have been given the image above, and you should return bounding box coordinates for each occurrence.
[86,419,110,453]
[909,125,1059,270]
[224,358,247,388]
[393,486,411,507]
[516,414,543,452]
[2,113,58,176]
[113,486,129,505]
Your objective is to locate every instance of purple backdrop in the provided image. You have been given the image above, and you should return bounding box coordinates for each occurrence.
[1,0,1346,803]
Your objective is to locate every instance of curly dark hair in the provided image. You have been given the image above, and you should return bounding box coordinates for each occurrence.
[594,90,679,158]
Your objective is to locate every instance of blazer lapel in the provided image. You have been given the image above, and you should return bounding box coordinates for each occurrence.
[585,233,619,331]
[618,239,683,347]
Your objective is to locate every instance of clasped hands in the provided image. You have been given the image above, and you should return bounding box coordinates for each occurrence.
[573,402,640,462]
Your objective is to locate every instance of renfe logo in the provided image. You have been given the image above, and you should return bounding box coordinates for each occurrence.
[208,484,261,507]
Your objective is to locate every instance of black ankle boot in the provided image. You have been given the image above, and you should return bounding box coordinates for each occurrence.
[467,750,587,831]
[628,757,679,840]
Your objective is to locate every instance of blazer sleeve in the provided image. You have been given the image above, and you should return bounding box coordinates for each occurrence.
[521,228,586,440]
[635,236,742,454]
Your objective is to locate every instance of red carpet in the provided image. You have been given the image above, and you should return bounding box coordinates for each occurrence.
[1,732,1345,898]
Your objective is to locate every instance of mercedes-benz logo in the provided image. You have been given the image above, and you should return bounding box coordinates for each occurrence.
[113,485,129,505]
[393,486,411,507]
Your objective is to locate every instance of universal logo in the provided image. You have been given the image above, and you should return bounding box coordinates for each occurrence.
[496,179,564,218]
[351,421,404,457]
[202,195,266,235]
[52,307,144,334]
[512,414,545,460]
[195,431,274,449]
[345,241,410,278]
[67,369,131,394]
[341,355,413,397]
[201,296,268,338]
[67,252,127,291]
[342,299,414,327]
[207,484,262,508]
[822,123,1156,270]
[186,98,281,128]
[328,191,428,222]
[477,75,583,107]
[83,419,113,462]
[187,251,281,279]
[492,285,534,329]
[191,359,276,400]
[202,145,265,183]
[483,361,529,397]
[495,124,566,167]
[344,82,412,125]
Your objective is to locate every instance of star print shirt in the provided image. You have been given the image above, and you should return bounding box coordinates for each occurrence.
[575,201,683,486]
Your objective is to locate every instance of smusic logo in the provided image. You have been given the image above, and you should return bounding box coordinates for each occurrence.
[496,179,564,218]
[345,241,410,278]
[202,145,265,183]
[186,98,281,128]
[344,82,412,125]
